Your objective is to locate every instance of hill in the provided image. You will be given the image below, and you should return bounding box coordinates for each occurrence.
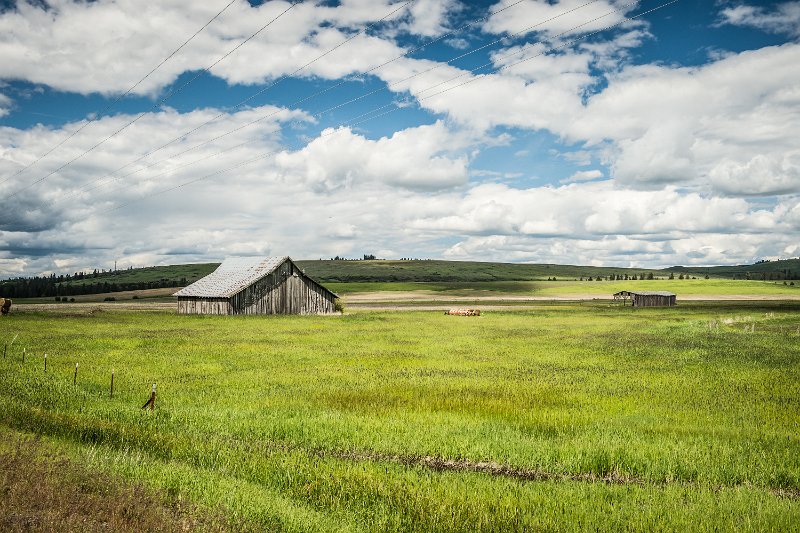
[1,258,798,298]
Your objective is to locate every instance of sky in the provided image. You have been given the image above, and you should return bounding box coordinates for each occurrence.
[0,0,799,277]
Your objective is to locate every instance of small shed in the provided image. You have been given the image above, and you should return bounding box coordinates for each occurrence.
[613,290,676,307]
[174,256,338,315]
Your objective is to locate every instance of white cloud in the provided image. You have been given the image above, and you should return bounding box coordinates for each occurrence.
[560,169,603,184]
[400,0,462,37]
[273,120,471,191]
[407,181,780,239]
[483,0,640,39]
[2,106,798,277]
[0,0,434,96]
[378,41,800,197]
[718,2,800,37]
[0,92,10,117]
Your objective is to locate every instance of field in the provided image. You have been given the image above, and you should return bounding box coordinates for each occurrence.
[328,279,800,297]
[1,302,799,531]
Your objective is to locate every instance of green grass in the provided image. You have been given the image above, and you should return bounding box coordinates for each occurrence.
[533,279,800,296]
[27,258,800,289]
[327,279,800,297]
[1,304,799,530]
[58,263,218,287]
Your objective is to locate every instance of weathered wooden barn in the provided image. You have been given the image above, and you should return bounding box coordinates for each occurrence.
[174,256,338,315]
[613,290,676,307]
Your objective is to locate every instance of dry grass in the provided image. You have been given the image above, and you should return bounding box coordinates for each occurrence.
[0,430,230,532]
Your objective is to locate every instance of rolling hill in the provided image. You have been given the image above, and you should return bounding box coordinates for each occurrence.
[1,258,798,299]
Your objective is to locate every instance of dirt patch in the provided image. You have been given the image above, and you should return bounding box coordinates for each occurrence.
[0,430,231,532]
[314,448,799,499]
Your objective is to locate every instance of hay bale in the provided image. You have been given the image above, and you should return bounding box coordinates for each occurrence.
[445,308,480,316]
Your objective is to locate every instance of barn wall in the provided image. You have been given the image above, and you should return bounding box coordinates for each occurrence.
[229,259,336,315]
[177,297,232,315]
[632,295,676,307]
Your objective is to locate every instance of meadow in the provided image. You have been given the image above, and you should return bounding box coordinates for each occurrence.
[328,279,800,297]
[1,303,799,531]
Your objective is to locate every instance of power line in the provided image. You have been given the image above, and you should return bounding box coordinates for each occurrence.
[62,0,583,203]
[3,0,301,201]
[88,0,632,206]
[60,0,422,204]
[0,0,238,186]
[102,0,680,214]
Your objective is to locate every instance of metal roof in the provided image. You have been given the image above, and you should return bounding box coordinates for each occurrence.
[614,290,676,297]
[174,256,289,298]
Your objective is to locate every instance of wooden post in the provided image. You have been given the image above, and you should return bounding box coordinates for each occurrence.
[22,347,25,363]
[44,353,47,372]
[110,370,114,399]
[3,343,5,358]
[142,383,157,410]
[73,362,78,385]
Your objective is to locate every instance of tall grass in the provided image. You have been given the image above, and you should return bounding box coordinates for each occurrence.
[1,303,798,530]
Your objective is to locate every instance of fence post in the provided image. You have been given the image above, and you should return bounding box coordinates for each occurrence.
[22,347,25,363]
[73,362,78,385]
[3,343,5,358]
[44,353,47,372]
[141,383,157,410]
[110,370,114,399]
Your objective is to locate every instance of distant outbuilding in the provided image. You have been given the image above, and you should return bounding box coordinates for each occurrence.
[613,290,676,307]
[174,256,338,315]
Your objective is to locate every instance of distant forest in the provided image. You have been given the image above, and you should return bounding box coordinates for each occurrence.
[1,257,799,298]
[0,270,188,298]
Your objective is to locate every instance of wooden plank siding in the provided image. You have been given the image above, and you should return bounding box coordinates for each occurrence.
[177,258,336,315]
[177,297,231,315]
[632,294,676,307]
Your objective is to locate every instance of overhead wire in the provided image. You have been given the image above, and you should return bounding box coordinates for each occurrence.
[93,0,624,203]
[57,0,427,204]
[0,0,239,186]
[3,0,301,200]
[102,0,681,214]
[61,0,588,203]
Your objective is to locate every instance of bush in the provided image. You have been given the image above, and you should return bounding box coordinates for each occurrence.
[132,295,139,300]
[103,297,116,302]
[54,296,61,302]
[334,298,344,313]
[69,298,75,302]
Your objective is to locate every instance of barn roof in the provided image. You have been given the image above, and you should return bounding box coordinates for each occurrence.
[614,290,676,297]
[174,256,290,298]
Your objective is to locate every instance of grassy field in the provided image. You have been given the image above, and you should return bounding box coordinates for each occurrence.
[17,257,800,290]
[327,279,800,297]
[1,303,799,531]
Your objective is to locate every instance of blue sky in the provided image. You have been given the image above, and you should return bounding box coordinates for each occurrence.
[0,0,799,277]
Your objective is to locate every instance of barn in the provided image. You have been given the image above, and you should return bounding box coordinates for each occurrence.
[613,290,676,307]
[174,256,338,315]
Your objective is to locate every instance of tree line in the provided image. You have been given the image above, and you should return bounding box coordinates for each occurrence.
[0,272,188,298]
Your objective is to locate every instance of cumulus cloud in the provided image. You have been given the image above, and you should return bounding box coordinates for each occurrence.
[560,169,603,183]
[407,181,777,238]
[718,1,800,37]
[273,121,471,191]
[0,92,10,117]
[2,0,800,277]
[378,40,800,197]
[0,103,309,231]
[482,0,639,39]
[0,0,434,96]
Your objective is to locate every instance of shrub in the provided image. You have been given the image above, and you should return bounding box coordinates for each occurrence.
[54,296,61,302]
[69,298,75,302]
[103,297,116,302]
[334,298,344,313]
